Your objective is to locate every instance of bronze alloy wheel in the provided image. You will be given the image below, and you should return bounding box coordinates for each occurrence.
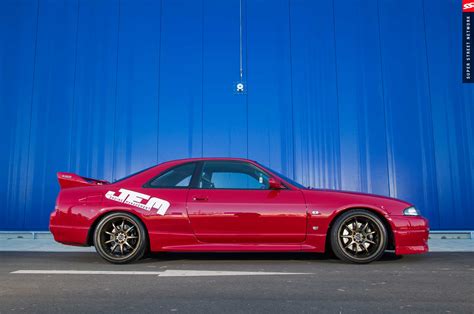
[93,212,147,264]
[330,209,388,264]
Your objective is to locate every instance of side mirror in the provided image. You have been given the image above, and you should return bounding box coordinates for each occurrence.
[268,177,284,190]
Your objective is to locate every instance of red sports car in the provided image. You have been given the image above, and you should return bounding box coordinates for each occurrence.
[50,158,429,264]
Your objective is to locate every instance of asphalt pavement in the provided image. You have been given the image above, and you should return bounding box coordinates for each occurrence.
[0,251,473,313]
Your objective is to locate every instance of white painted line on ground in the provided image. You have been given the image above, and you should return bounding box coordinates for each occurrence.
[158,270,309,277]
[12,270,163,275]
[11,269,311,277]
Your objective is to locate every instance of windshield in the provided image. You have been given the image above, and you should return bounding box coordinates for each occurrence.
[258,163,307,189]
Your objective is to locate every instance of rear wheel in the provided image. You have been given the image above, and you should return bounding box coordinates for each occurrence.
[93,212,147,264]
[330,209,387,264]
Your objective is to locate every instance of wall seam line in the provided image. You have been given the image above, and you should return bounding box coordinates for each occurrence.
[23,0,41,229]
[421,0,440,228]
[245,0,249,159]
[111,0,121,181]
[331,0,342,189]
[156,0,164,163]
[201,0,204,157]
[68,0,81,172]
[287,0,296,179]
[376,0,394,197]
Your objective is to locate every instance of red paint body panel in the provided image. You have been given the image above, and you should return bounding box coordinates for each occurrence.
[50,158,429,255]
[390,216,430,255]
[57,172,109,189]
[186,189,307,243]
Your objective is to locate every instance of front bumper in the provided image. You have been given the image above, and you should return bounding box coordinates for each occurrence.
[390,216,429,255]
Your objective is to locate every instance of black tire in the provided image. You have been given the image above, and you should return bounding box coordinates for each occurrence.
[93,212,147,264]
[330,209,388,264]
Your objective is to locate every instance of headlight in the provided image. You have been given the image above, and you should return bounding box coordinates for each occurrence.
[403,206,420,216]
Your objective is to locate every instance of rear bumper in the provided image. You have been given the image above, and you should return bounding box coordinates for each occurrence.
[49,211,90,246]
[391,216,429,255]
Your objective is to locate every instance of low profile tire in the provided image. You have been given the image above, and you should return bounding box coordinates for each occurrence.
[93,212,147,264]
[330,209,388,264]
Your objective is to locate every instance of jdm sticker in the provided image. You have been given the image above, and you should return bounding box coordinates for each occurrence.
[105,188,170,215]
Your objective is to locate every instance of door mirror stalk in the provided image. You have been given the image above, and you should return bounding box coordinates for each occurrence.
[268,177,285,190]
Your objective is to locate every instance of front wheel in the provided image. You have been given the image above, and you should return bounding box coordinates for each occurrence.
[330,209,388,264]
[93,212,147,264]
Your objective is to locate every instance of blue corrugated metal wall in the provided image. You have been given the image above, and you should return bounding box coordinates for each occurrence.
[0,0,472,231]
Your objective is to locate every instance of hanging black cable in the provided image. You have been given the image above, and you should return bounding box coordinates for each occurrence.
[236,0,245,93]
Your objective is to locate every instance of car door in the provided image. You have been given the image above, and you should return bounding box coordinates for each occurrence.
[186,161,307,244]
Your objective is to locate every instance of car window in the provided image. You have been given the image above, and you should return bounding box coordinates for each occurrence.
[258,163,306,189]
[198,161,270,189]
[147,163,196,188]
[113,165,155,183]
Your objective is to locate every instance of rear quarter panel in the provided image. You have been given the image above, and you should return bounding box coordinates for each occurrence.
[51,161,199,249]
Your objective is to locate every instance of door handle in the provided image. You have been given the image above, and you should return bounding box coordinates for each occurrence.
[192,196,208,201]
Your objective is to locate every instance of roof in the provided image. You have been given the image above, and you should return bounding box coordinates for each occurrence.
[161,157,256,163]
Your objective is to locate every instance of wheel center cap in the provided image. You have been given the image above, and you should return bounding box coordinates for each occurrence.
[116,233,126,242]
[354,233,364,242]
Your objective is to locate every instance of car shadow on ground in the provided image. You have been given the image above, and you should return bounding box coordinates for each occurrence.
[3,250,404,265]
[139,251,403,264]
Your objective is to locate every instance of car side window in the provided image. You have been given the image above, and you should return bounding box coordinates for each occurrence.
[198,161,270,189]
[147,163,196,188]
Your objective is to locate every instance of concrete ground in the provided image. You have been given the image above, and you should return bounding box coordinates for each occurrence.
[0,251,473,313]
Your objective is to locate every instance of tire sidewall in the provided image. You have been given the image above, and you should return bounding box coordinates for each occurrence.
[93,212,147,264]
[330,209,388,264]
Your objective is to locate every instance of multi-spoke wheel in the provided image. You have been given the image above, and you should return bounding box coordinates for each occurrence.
[93,212,147,264]
[330,209,387,264]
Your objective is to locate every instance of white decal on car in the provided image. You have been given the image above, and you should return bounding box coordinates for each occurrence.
[464,2,474,10]
[105,188,170,215]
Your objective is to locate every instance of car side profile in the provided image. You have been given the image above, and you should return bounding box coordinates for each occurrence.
[50,158,429,264]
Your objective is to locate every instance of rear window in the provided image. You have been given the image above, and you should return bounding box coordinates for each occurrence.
[113,165,155,183]
[146,163,196,188]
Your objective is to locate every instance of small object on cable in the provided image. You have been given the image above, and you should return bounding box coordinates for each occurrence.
[236,82,245,93]
[233,81,246,95]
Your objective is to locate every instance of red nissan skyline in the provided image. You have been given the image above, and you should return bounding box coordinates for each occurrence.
[50,158,429,264]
